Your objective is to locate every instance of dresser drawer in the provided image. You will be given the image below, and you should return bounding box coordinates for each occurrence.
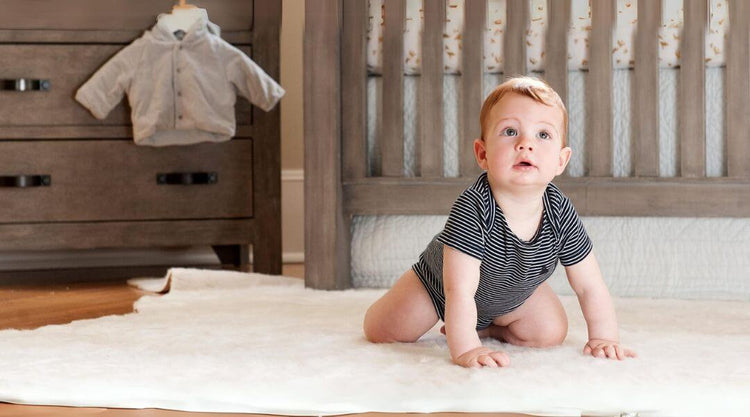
[0,45,128,126]
[0,44,253,128]
[0,0,253,32]
[0,140,253,222]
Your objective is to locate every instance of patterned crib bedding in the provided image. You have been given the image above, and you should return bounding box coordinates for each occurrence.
[367,0,730,74]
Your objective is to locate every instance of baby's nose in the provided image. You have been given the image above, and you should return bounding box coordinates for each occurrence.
[516,138,534,151]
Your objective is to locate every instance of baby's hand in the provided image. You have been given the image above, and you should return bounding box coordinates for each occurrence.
[584,339,637,360]
[454,346,510,368]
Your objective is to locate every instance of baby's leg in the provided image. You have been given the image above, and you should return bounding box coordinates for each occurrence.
[486,282,568,348]
[363,269,439,343]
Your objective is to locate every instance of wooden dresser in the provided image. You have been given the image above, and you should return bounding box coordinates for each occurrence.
[0,0,282,281]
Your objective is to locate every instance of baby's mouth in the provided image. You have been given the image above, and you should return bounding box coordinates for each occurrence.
[514,160,535,168]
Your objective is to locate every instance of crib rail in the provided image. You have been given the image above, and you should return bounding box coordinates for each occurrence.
[305,0,750,289]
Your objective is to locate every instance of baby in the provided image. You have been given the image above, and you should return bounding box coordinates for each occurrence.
[363,76,636,368]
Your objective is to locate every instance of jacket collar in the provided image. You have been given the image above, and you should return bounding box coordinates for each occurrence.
[151,13,221,44]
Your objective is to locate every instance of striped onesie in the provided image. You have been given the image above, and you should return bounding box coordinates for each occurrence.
[412,172,592,330]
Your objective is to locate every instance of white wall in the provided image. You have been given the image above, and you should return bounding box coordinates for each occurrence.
[280,0,305,260]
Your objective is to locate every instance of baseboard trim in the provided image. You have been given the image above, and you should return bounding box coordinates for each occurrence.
[282,169,304,182]
[281,168,304,261]
[281,252,304,264]
[0,249,305,274]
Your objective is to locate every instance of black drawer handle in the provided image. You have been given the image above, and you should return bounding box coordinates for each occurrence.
[156,172,218,185]
[2,78,51,91]
[0,175,51,188]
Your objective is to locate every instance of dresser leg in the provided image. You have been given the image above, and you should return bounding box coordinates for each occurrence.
[212,244,249,271]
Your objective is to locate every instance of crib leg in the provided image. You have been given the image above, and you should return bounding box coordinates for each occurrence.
[251,233,282,275]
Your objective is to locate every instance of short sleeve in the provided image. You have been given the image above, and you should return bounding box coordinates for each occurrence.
[75,39,142,120]
[224,44,285,112]
[557,196,593,266]
[437,189,486,260]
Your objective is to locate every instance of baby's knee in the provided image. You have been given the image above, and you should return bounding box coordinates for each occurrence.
[507,315,568,348]
[363,307,402,343]
[363,306,424,343]
[537,324,567,347]
[363,315,389,343]
[532,316,568,347]
[364,326,394,343]
[363,320,414,343]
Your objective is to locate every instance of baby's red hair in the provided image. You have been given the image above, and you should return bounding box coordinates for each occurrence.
[479,76,568,147]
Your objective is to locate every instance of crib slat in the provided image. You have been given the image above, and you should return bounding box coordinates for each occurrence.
[634,0,660,177]
[342,0,367,180]
[680,0,706,178]
[419,0,445,177]
[504,0,529,77]
[461,0,485,177]
[727,0,750,178]
[587,0,614,176]
[545,0,570,155]
[545,0,569,104]
[381,0,405,177]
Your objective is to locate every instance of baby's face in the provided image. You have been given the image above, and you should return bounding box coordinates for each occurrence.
[474,92,571,191]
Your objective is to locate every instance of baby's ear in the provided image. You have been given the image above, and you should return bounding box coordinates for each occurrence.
[474,138,488,170]
[557,146,572,175]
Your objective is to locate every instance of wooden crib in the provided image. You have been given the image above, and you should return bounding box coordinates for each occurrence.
[303,0,749,289]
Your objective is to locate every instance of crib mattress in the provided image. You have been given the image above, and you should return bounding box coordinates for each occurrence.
[352,215,750,302]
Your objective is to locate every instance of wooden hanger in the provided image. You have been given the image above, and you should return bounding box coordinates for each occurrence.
[165,0,207,35]
[173,0,197,10]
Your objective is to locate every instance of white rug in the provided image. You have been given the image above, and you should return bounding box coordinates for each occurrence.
[0,268,748,417]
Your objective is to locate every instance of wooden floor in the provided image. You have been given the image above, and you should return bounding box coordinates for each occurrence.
[0,264,305,331]
[0,264,530,417]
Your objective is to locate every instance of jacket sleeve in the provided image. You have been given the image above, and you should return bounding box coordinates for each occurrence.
[75,39,142,119]
[224,44,285,112]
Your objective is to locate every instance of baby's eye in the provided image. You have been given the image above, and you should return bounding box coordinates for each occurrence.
[537,131,551,140]
[501,127,518,137]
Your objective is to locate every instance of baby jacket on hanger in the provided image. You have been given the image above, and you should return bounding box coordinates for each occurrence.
[76,14,285,147]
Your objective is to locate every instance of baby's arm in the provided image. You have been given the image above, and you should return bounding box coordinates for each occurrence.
[565,251,637,360]
[443,246,510,368]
